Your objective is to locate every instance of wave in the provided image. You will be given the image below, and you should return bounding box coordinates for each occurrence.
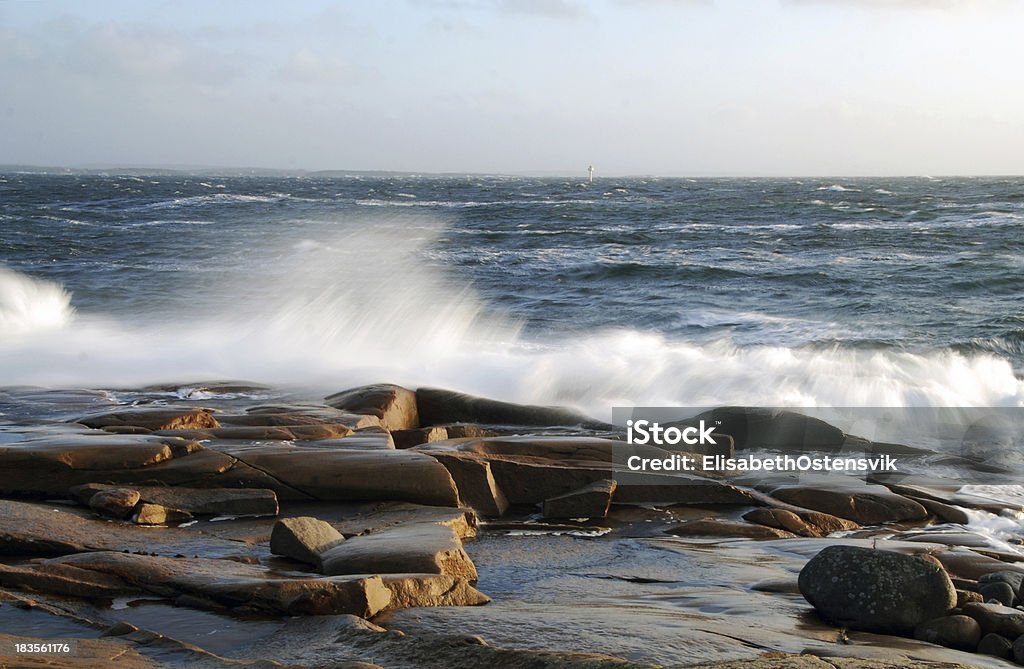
[1,270,1022,422]
[816,184,860,192]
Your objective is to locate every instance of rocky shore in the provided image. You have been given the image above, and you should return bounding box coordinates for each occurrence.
[0,382,1021,668]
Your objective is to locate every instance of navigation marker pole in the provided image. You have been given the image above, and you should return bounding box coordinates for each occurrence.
[588,165,594,183]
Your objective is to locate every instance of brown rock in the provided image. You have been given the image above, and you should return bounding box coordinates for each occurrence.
[392,426,451,449]
[47,551,392,617]
[906,495,971,525]
[212,446,460,507]
[415,387,607,429]
[380,573,491,609]
[769,481,927,525]
[956,589,984,607]
[743,509,824,537]
[542,479,616,519]
[0,499,253,559]
[88,487,141,519]
[271,516,345,567]
[0,561,140,599]
[133,503,192,525]
[913,615,981,651]
[326,384,420,431]
[977,632,1013,659]
[426,452,509,517]
[665,519,797,540]
[75,408,220,431]
[962,601,1024,638]
[320,524,478,581]
[80,484,278,517]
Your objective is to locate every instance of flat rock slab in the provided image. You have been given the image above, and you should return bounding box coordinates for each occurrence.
[45,551,392,617]
[0,499,255,559]
[0,432,244,497]
[379,573,491,609]
[418,437,755,507]
[209,445,460,507]
[73,483,279,517]
[194,502,478,546]
[665,519,797,540]
[321,524,478,581]
[543,480,616,519]
[0,633,161,669]
[870,473,1024,515]
[766,479,927,525]
[74,407,220,431]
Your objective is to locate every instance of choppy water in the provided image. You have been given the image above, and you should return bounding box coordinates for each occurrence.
[1,172,1022,415]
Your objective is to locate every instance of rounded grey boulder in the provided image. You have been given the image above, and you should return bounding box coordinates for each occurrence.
[798,545,956,634]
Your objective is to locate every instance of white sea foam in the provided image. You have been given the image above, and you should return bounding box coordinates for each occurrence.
[0,218,1022,418]
[0,268,74,337]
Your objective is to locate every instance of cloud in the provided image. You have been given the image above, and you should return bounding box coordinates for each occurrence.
[276,48,348,84]
[493,0,587,19]
[785,0,1007,10]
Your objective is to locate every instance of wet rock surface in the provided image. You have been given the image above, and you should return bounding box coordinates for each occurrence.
[3,384,1024,668]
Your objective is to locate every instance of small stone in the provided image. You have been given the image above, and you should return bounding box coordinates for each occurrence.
[270,517,345,567]
[133,503,192,526]
[977,633,1013,659]
[913,615,981,651]
[88,488,141,519]
[956,589,984,607]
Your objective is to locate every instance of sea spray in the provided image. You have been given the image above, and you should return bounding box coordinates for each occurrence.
[0,267,74,337]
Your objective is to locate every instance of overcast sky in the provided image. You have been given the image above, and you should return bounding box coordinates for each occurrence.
[1,0,1022,176]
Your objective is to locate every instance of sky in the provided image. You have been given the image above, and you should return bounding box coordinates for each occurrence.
[1,0,1022,176]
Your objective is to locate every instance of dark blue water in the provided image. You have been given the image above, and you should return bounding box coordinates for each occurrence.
[1,172,1022,412]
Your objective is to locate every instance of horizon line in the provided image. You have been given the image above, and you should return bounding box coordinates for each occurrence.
[2,162,1023,180]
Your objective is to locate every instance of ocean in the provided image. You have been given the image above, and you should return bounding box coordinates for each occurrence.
[1,172,1022,417]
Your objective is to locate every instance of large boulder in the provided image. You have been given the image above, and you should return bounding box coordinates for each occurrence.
[798,545,957,633]
[415,388,607,429]
[673,408,845,451]
[325,384,419,431]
